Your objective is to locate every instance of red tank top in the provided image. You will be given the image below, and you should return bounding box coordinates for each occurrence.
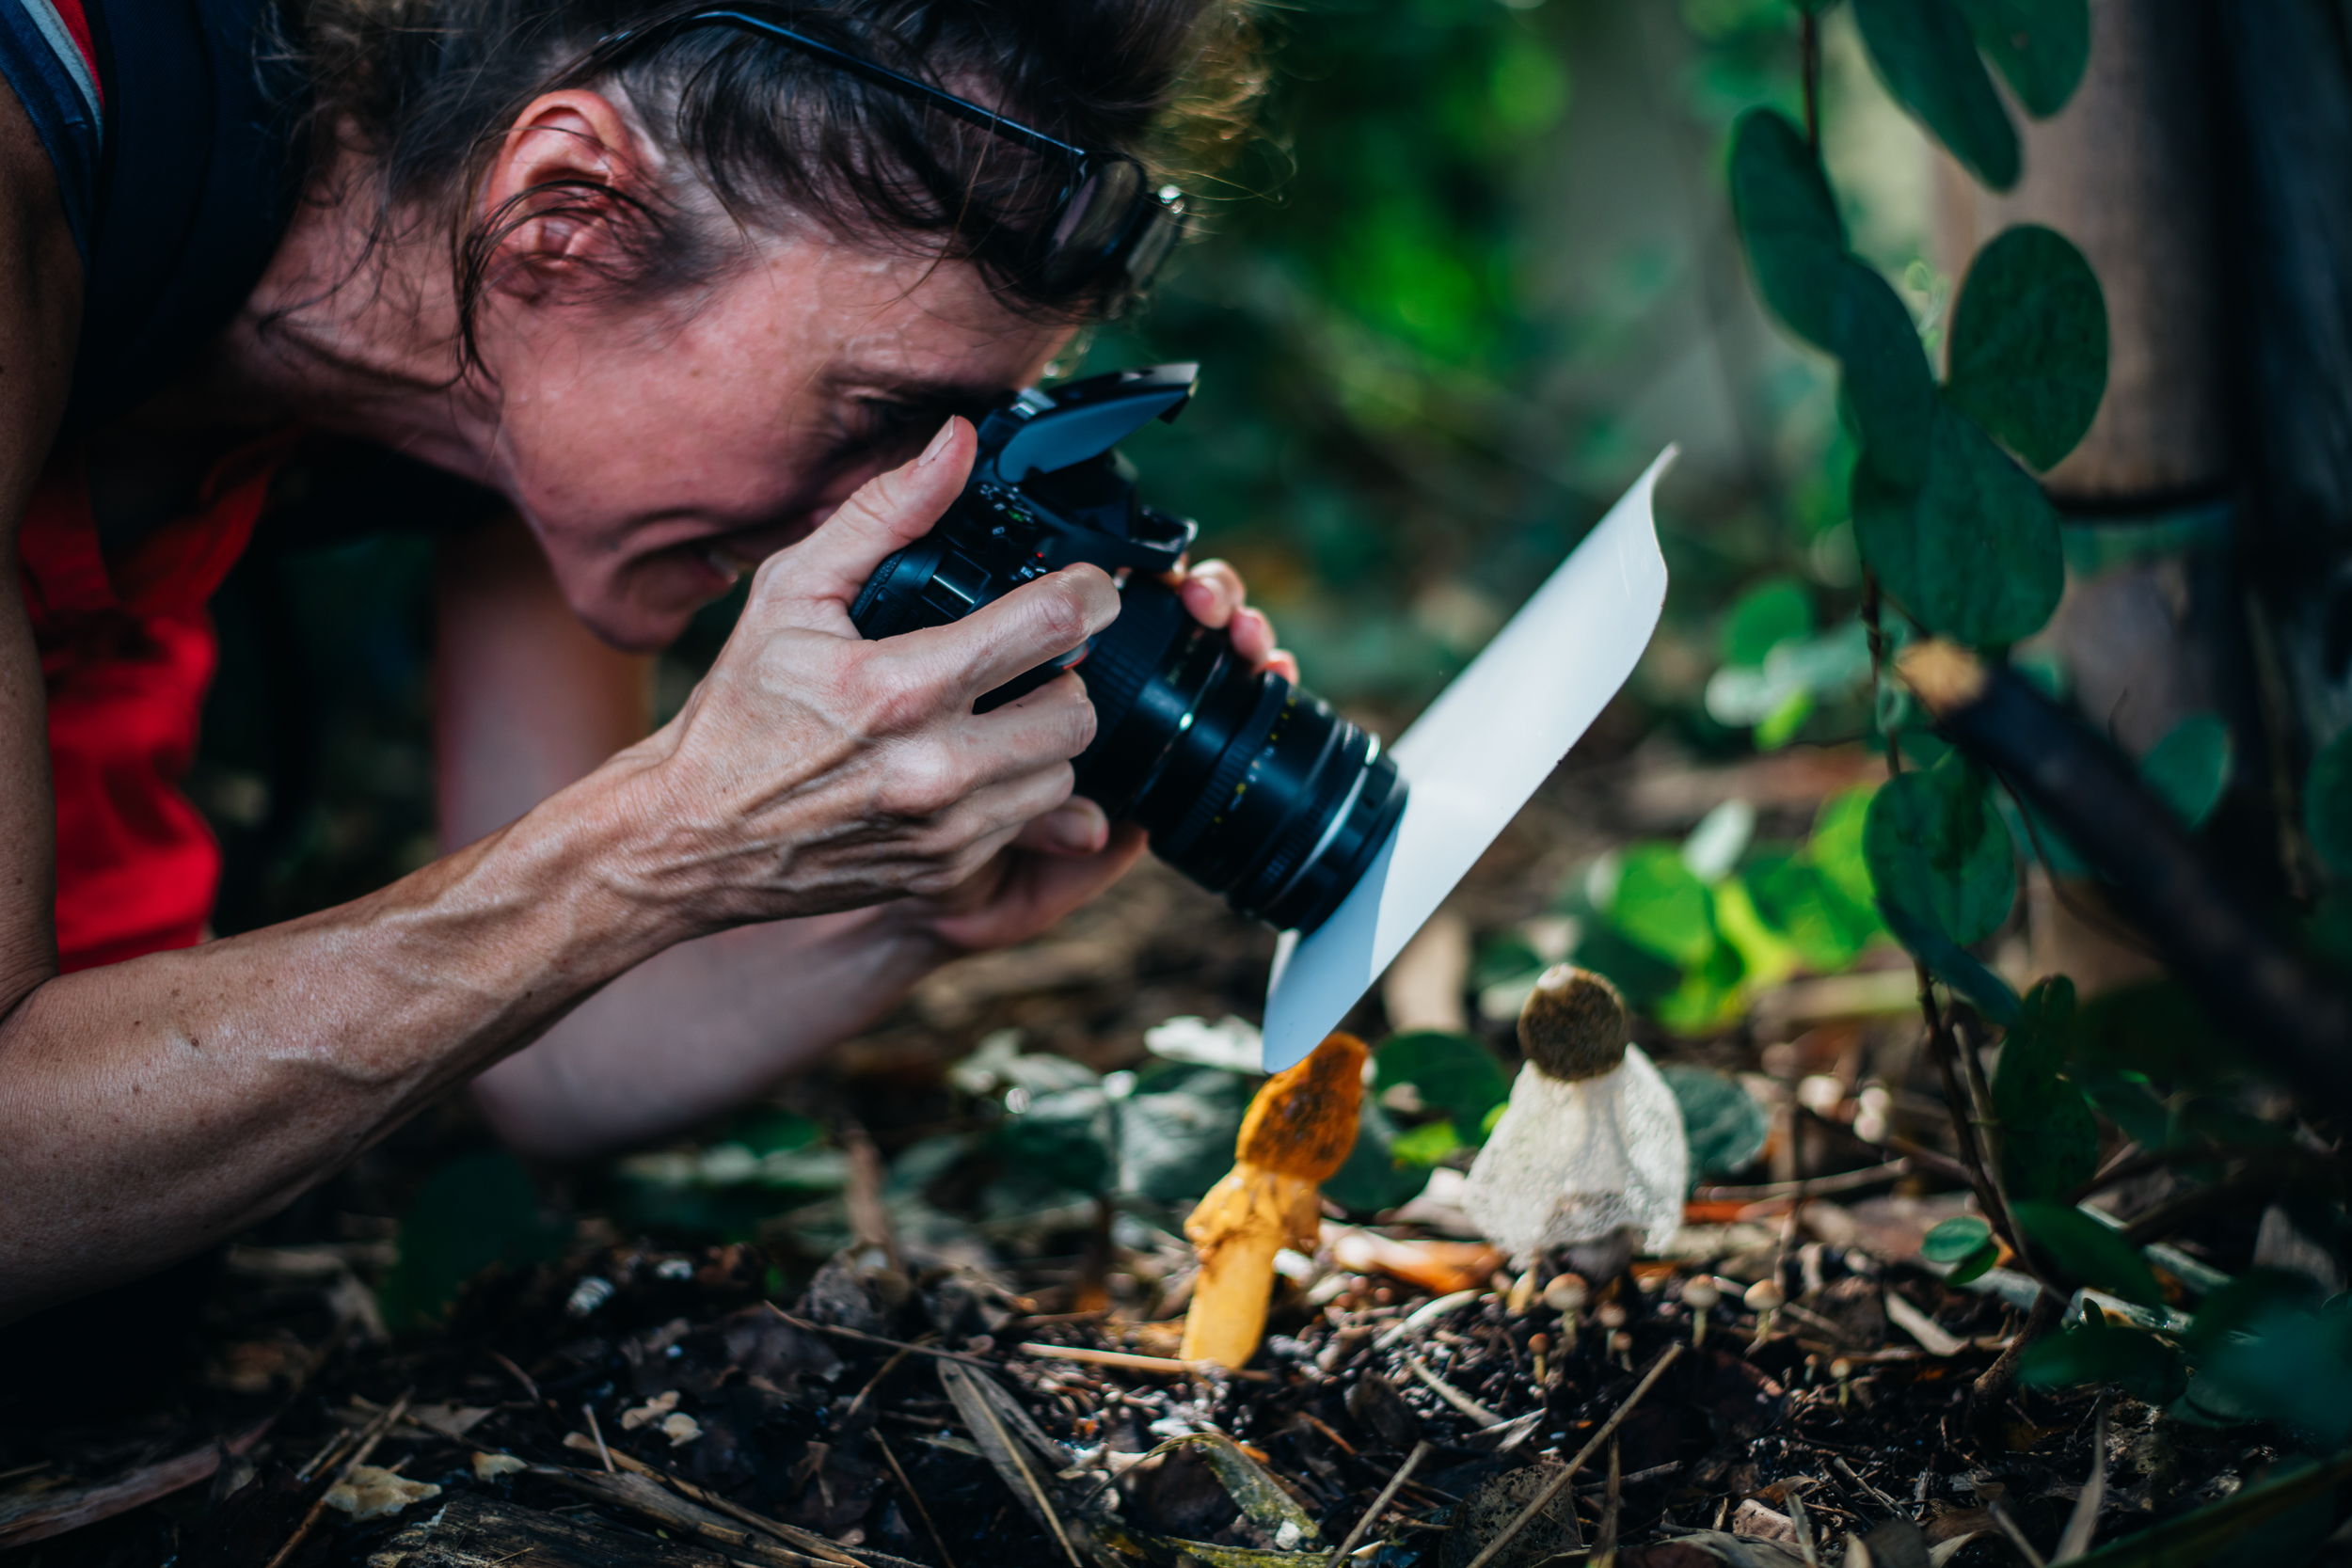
[18,435,292,971]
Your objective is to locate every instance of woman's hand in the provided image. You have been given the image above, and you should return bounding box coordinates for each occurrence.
[600,418,1120,934]
[901,556,1295,958]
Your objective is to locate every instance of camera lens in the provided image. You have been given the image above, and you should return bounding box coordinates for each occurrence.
[1072,578,1406,932]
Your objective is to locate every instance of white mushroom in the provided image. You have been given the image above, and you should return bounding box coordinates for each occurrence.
[1463,966,1688,1268]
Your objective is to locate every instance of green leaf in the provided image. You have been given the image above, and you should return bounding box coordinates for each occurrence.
[1835,261,1940,489]
[1922,1214,1994,1263]
[1722,577,1814,667]
[1745,855,1879,972]
[2061,1453,2352,1568]
[1945,226,2108,470]
[2307,729,2352,877]
[1993,978,2100,1200]
[1881,903,2024,1025]
[2018,1323,2186,1402]
[2012,1198,2164,1306]
[1952,0,2092,118]
[1852,402,2065,646]
[1118,1072,1253,1203]
[380,1151,568,1332]
[1611,844,1718,967]
[1866,752,2018,946]
[1569,923,1684,1007]
[1851,0,2021,190]
[1390,1118,1464,1167]
[1947,1239,2001,1284]
[995,1085,1115,1194]
[2142,714,2233,831]
[1323,1100,1432,1215]
[1808,784,1881,911]
[1373,1030,1513,1144]
[1660,1065,1770,1187]
[2192,1301,2352,1444]
[1727,108,1848,349]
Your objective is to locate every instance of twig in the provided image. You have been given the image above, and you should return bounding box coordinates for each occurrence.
[1832,1457,1904,1517]
[1018,1342,1272,1381]
[1326,1441,1432,1568]
[555,1435,860,1566]
[1401,1354,1504,1428]
[487,1349,541,1404]
[1465,1343,1685,1568]
[1971,1289,2065,1430]
[582,1403,614,1473]
[1989,1498,2048,1568]
[262,1390,410,1568]
[846,1343,922,1423]
[961,1374,1083,1568]
[1694,1161,1914,1203]
[876,1432,957,1568]
[768,1306,997,1367]
[1594,1441,1623,1568]
[2054,1394,2107,1561]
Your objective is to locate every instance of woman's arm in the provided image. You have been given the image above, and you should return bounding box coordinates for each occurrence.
[448,519,1293,1160]
[0,422,1120,1320]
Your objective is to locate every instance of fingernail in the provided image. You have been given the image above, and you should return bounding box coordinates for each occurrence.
[916,418,960,468]
[1044,800,1107,853]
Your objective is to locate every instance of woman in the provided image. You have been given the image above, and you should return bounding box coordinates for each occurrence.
[0,0,1291,1320]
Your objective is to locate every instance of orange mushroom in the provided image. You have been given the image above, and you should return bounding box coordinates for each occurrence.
[1179,1033,1367,1370]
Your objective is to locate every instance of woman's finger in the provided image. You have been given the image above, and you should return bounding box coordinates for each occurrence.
[1179,559,1247,628]
[753,418,977,627]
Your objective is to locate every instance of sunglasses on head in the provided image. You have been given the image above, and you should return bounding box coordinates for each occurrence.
[574,7,1188,302]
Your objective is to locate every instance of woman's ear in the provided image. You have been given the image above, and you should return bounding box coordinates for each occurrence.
[480,90,654,295]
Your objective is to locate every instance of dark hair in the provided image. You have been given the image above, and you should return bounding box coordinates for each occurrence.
[282,0,1261,358]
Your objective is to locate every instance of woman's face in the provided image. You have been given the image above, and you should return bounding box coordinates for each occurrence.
[484,237,1073,651]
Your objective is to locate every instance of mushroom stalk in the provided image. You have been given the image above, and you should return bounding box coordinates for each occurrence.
[1181,1034,1366,1370]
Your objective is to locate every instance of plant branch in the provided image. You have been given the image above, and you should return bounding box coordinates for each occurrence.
[1800,8,1821,150]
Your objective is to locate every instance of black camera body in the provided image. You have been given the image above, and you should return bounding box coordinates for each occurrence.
[851,365,1405,933]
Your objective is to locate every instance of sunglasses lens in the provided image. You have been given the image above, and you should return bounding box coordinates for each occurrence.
[1044,159,1145,283]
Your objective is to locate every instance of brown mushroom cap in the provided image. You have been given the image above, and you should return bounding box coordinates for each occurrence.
[1233,1033,1367,1180]
[1518,965,1629,1081]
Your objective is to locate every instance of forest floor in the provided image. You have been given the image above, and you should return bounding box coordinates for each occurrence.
[0,719,2310,1568]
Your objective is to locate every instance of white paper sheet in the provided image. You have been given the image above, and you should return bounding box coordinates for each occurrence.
[1259,449,1675,1072]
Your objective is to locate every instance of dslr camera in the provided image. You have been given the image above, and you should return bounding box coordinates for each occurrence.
[852,365,1405,933]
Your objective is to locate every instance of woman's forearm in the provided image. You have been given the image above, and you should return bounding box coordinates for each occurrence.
[0,772,686,1322]
[470,905,950,1158]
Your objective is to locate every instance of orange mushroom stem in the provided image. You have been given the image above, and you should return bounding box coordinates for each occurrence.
[1179,1033,1367,1370]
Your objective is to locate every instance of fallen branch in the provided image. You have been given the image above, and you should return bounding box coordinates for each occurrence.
[1018,1341,1272,1381]
[1899,641,2352,1110]
[1325,1440,1432,1568]
[262,1390,410,1568]
[0,1420,273,1548]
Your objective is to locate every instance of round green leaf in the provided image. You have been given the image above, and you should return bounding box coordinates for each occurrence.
[2307,729,2352,878]
[1745,855,1878,972]
[1807,784,1881,911]
[1722,577,1814,668]
[380,1151,568,1331]
[1994,978,2101,1201]
[1729,108,1849,350]
[1922,1213,1995,1263]
[1660,1065,1770,1186]
[1851,402,2065,647]
[1946,226,2109,471]
[1611,844,1718,968]
[1865,752,2018,947]
[1947,1239,2002,1285]
[1324,1100,1436,1214]
[1373,1030,1512,1144]
[1835,260,1939,490]
[2141,714,2234,832]
[1953,0,2092,119]
[1852,0,2021,190]
[2013,1198,2165,1307]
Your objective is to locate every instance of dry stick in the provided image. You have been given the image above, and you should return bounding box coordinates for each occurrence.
[1401,1354,1503,1428]
[1325,1440,1433,1568]
[875,1432,957,1568]
[1593,1441,1623,1568]
[487,1349,541,1404]
[582,1404,615,1473]
[262,1390,411,1568]
[554,1435,860,1567]
[768,1306,998,1368]
[1693,1161,1914,1204]
[961,1380,1082,1568]
[2053,1394,2108,1562]
[1018,1342,1272,1381]
[1464,1343,1685,1568]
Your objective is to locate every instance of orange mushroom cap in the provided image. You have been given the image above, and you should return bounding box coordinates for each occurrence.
[1233,1032,1367,1180]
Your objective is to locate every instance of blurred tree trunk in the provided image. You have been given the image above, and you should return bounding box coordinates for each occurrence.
[1933,0,2256,994]
[2212,0,2352,873]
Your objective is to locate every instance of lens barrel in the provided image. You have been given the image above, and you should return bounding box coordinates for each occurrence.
[1071,578,1406,932]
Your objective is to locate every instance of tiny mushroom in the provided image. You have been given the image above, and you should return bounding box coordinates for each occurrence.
[1180,1033,1367,1370]
[1464,966,1689,1267]
[1682,1275,1722,1346]
[1745,1277,1786,1341]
